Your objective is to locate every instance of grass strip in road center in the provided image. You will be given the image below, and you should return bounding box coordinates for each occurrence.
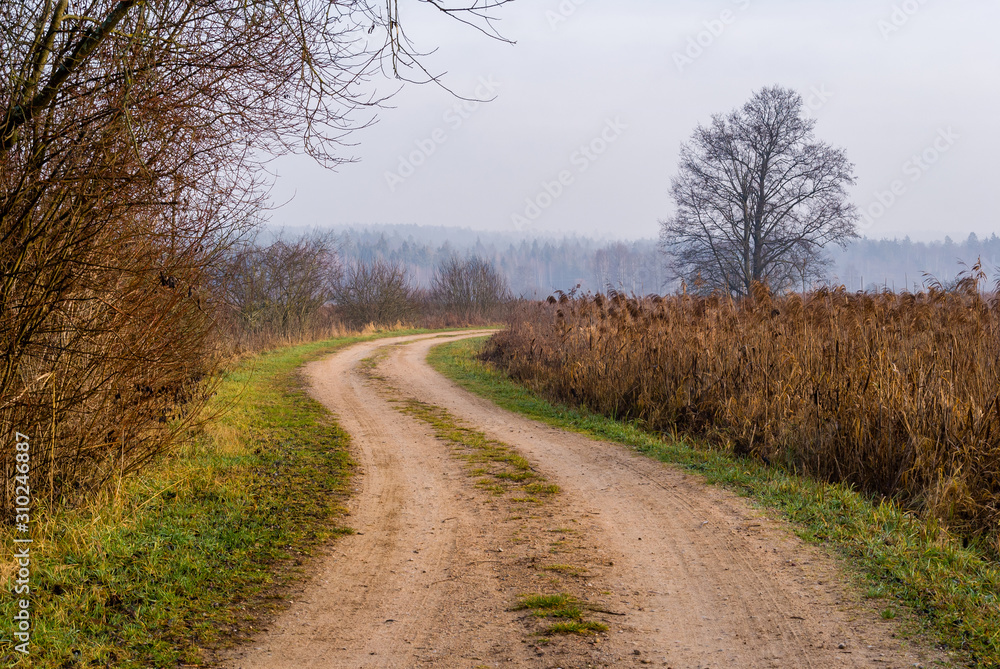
[359,350,560,503]
[429,336,1000,669]
[512,594,608,636]
[358,350,622,644]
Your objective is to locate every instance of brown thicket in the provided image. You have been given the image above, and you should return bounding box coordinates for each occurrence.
[484,270,1000,545]
[212,232,343,351]
[334,259,418,329]
[432,255,512,322]
[211,245,515,349]
[0,1,512,512]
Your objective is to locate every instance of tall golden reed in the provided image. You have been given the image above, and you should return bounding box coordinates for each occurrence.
[484,271,1000,545]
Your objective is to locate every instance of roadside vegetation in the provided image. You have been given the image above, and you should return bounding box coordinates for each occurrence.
[0,329,430,667]
[484,274,1000,550]
[0,198,511,664]
[431,336,1000,668]
[1,11,513,663]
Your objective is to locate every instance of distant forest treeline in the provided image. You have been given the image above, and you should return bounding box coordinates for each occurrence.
[317,225,1000,297]
[334,228,667,297]
[828,234,1000,292]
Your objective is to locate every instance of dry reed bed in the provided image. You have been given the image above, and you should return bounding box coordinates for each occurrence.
[483,280,1000,547]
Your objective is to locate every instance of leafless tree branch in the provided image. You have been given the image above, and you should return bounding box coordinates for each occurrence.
[660,86,858,297]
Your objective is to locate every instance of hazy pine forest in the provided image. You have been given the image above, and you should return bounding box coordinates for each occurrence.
[329,224,1000,296]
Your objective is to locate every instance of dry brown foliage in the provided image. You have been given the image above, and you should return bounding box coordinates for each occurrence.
[484,271,1000,544]
[1,1,514,515]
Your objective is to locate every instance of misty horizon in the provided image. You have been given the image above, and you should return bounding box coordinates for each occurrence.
[266,1,999,245]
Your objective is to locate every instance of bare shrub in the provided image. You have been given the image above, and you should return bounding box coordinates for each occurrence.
[0,1,514,511]
[0,210,222,510]
[212,232,341,349]
[334,259,416,328]
[484,266,1000,548]
[432,256,512,321]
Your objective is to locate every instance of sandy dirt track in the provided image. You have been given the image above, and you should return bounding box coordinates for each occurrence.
[221,332,947,669]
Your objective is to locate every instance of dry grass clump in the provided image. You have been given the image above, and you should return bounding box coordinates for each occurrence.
[483,272,1000,547]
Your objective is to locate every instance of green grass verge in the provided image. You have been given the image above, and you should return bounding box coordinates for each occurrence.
[429,337,1000,668]
[0,328,439,668]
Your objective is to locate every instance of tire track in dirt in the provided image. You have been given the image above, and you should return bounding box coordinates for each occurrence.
[221,332,535,668]
[222,332,950,669]
[382,335,949,669]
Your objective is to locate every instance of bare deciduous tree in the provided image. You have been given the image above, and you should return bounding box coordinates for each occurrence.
[432,256,511,320]
[213,232,341,342]
[0,1,513,508]
[659,86,858,297]
[335,259,416,328]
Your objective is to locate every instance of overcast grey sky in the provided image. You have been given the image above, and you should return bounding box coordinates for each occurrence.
[267,0,999,242]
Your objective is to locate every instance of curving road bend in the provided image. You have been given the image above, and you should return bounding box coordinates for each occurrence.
[221,331,947,669]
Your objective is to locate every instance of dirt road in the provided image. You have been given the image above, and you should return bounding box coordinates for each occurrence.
[222,332,946,669]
